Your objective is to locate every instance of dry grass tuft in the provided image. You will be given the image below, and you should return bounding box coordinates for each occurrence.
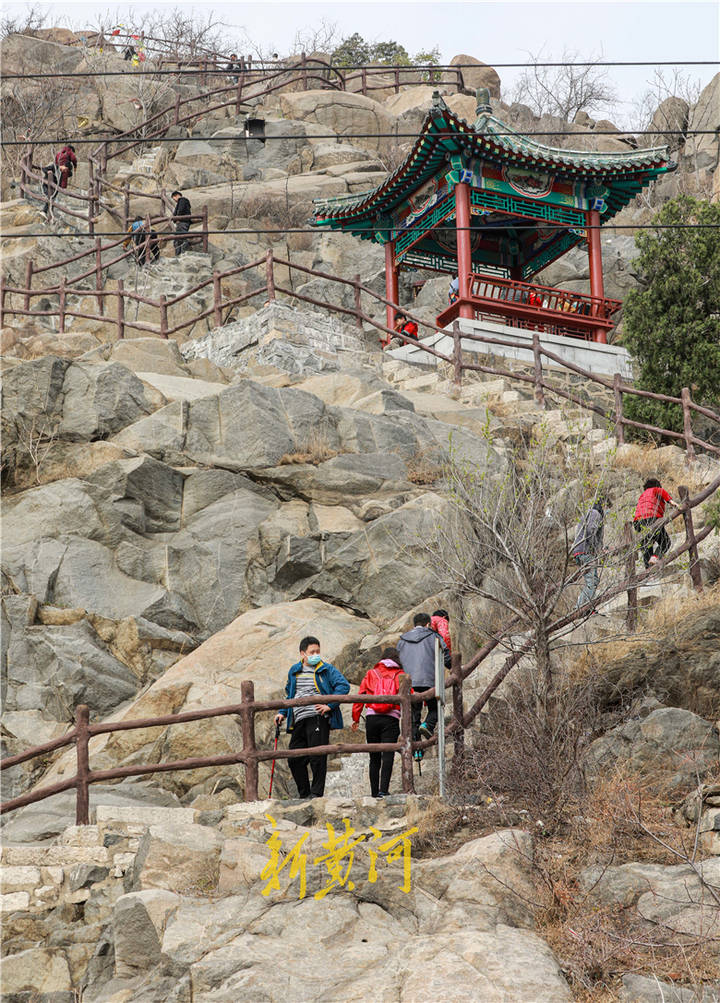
[611,441,709,494]
[572,582,720,679]
[405,449,445,485]
[279,430,340,466]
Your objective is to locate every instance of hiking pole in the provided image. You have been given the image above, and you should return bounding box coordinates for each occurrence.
[268,721,281,798]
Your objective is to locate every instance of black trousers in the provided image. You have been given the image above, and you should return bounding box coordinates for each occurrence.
[174,221,190,256]
[288,714,330,797]
[365,714,400,797]
[411,685,438,741]
[634,518,671,568]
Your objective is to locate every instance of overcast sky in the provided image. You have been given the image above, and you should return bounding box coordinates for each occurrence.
[7,0,719,124]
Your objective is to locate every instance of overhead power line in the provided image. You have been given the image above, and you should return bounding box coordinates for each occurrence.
[3,129,719,147]
[2,60,720,79]
[4,224,720,241]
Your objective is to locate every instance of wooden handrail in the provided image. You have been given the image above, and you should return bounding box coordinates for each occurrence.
[2,461,717,821]
[4,250,720,450]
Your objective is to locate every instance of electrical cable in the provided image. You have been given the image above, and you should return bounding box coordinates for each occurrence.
[4,224,720,241]
[3,129,719,146]
[3,59,720,79]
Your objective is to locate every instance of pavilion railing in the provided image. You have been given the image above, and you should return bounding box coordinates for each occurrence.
[436,273,622,341]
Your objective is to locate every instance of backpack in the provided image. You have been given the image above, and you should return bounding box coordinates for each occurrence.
[369,666,401,714]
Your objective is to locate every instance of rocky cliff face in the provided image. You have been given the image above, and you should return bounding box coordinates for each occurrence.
[1,32,719,1003]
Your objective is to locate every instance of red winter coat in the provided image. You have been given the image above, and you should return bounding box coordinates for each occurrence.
[430,615,451,653]
[352,660,405,723]
[401,320,419,340]
[55,146,77,171]
[634,487,673,521]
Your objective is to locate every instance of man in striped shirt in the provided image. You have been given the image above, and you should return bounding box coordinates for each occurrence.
[275,636,350,799]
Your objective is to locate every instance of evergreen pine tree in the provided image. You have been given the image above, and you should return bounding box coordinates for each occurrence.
[622,195,720,434]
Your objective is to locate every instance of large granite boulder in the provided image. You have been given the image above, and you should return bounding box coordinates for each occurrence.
[450,54,502,98]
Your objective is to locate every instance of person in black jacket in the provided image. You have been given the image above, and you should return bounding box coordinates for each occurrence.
[171,190,192,257]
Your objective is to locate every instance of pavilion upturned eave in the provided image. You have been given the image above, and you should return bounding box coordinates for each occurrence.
[310,102,676,232]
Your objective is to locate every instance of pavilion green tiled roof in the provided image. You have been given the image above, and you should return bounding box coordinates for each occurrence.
[311,97,676,233]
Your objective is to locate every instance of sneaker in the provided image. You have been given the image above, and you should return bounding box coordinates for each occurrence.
[418,723,432,740]
[649,555,660,565]
[378,791,390,798]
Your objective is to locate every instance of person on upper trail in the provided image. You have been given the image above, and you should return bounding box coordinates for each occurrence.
[633,478,677,569]
[171,190,192,257]
[572,492,610,610]
[397,612,450,745]
[41,163,59,220]
[448,275,459,305]
[394,312,419,341]
[54,145,77,189]
[225,53,242,82]
[430,609,451,653]
[351,647,407,799]
[275,636,350,800]
[123,216,160,266]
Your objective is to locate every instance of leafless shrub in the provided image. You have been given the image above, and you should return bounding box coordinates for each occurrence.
[510,46,618,123]
[455,667,609,832]
[434,423,617,707]
[0,5,47,38]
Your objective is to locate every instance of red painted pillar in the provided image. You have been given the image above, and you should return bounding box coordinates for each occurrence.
[587,208,607,344]
[455,182,473,320]
[385,240,399,338]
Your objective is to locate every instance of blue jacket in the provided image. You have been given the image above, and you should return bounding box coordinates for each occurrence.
[279,660,350,732]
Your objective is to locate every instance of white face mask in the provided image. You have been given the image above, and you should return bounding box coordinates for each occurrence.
[305,653,322,666]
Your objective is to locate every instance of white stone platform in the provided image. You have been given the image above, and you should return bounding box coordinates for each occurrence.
[388,317,634,380]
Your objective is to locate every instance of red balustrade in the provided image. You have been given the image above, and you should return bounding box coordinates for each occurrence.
[437,273,622,342]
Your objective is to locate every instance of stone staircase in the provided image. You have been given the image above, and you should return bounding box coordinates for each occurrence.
[111,146,167,186]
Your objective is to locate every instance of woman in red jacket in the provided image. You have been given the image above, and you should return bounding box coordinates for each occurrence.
[54,145,77,189]
[351,647,406,798]
[633,478,676,568]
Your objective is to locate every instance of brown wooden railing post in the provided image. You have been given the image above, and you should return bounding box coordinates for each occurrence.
[174,92,181,124]
[144,212,152,265]
[394,67,400,93]
[678,484,703,591]
[301,52,308,90]
[452,320,463,387]
[613,372,625,445]
[24,259,34,312]
[117,279,125,339]
[87,182,94,236]
[0,276,6,329]
[532,332,545,407]
[213,271,222,327]
[123,183,130,231]
[75,704,90,826]
[240,679,259,801]
[361,67,367,94]
[265,248,276,300]
[681,387,696,462]
[353,273,362,328]
[235,73,244,113]
[451,652,464,766]
[159,295,168,338]
[95,238,104,315]
[58,278,66,334]
[399,673,415,794]
[624,521,638,632]
[202,205,209,252]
